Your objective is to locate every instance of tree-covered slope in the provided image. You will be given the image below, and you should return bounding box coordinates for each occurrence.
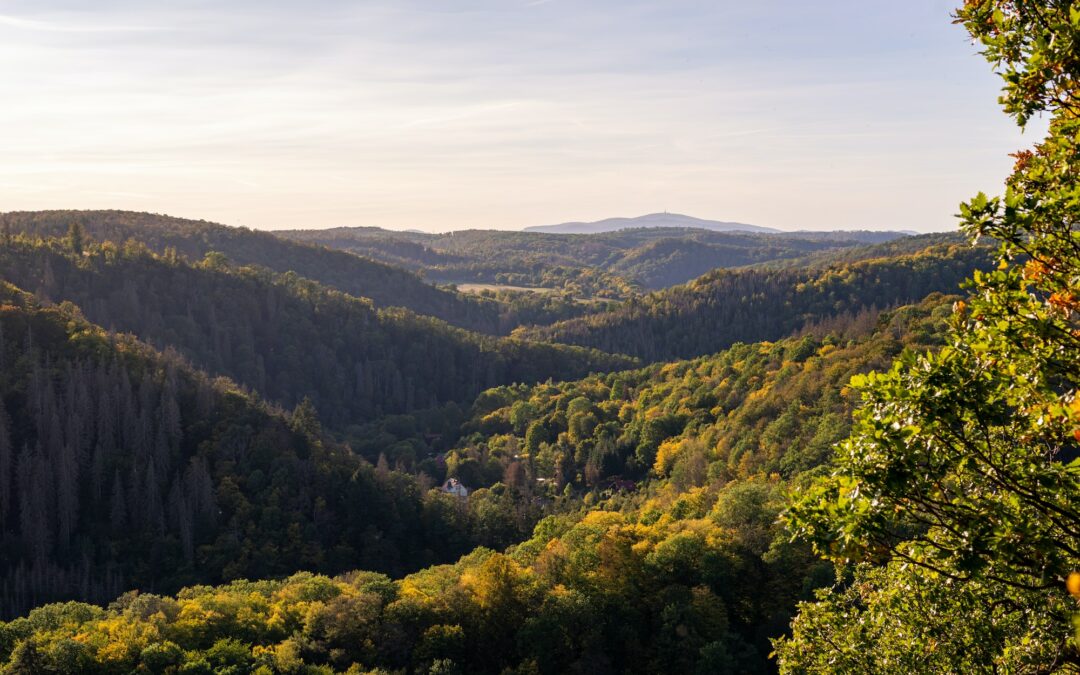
[517,243,990,362]
[748,231,968,271]
[436,296,954,495]
[0,210,506,334]
[0,283,531,619]
[0,493,796,674]
[0,295,955,673]
[0,237,634,432]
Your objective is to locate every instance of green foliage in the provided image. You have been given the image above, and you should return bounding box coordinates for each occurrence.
[776,562,1067,673]
[64,222,84,256]
[439,297,953,497]
[0,476,811,674]
[778,2,1080,670]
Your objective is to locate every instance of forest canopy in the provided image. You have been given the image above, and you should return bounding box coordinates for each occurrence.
[1,2,1072,672]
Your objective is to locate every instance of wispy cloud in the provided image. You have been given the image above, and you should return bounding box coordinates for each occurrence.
[0,13,158,33]
[395,101,529,130]
[0,1,1031,232]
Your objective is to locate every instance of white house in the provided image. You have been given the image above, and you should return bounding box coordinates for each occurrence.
[440,477,469,498]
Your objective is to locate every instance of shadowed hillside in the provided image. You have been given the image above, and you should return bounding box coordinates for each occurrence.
[0,210,507,334]
[0,236,636,431]
[517,242,991,362]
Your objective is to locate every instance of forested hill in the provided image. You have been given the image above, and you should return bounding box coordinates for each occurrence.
[0,210,506,334]
[0,283,527,618]
[748,231,968,271]
[517,243,991,362]
[436,295,954,494]
[0,296,955,673]
[278,225,907,294]
[2,1,1077,671]
[0,237,634,431]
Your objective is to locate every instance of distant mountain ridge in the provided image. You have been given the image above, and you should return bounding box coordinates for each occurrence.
[524,212,779,234]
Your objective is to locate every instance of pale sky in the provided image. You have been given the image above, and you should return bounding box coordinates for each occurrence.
[0,1,1036,232]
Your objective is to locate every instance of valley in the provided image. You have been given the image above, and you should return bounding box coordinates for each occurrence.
[0,2,1076,671]
[0,210,994,672]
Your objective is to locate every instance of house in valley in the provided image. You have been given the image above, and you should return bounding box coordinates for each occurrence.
[440,477,469,498]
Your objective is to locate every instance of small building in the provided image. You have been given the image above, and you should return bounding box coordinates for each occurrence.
[441,478,469,498]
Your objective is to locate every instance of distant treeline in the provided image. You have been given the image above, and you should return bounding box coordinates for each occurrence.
[518,243,991,362]
[278,225,908,295]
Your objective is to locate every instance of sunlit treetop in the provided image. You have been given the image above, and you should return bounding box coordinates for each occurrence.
[958,0,1080,126]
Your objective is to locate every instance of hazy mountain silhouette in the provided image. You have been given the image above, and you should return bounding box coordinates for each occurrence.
[523,212,779,234]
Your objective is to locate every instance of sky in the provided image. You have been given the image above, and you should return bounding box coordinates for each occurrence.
[0,1,1039,232]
